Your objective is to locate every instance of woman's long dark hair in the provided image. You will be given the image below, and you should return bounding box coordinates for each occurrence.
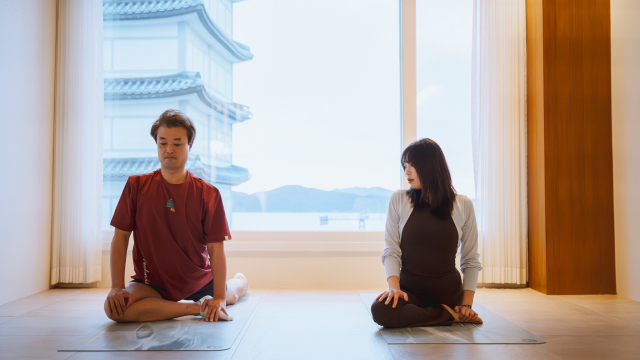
[401,138,457,219]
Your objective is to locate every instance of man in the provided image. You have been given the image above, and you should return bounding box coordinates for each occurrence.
[104,109,248,323]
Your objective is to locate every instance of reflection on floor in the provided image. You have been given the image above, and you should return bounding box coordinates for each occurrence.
[0,288,638,359]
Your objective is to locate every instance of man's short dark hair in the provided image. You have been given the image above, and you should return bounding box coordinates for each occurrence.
[150,109,196,144]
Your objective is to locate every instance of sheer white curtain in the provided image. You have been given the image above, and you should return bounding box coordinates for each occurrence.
[471,0,528,285]
[51,0,104,284]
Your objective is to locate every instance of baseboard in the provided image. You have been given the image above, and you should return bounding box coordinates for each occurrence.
[477,283,528,289]
[54,282,98,288]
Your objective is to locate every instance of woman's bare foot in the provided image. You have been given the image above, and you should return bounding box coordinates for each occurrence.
[442,304,483,324]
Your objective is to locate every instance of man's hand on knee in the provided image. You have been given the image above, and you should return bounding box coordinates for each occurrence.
[106,288,133,319]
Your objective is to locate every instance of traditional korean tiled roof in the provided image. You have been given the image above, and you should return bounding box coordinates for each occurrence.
[103,0,252,62]
[104,0,194,15]
[104,72,251,122]
[103,155,250,185]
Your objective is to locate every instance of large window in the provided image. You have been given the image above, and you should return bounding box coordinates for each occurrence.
[230,1,401,231]
[416,0,475,200]
[101,0,400,232]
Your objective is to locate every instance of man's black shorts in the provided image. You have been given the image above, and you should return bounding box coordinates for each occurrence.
[129,279,214,301]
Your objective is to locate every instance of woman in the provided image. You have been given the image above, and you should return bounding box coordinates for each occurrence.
[371,138,483,327]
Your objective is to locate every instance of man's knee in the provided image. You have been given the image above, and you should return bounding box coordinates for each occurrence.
[106,312,128,322]
[104,299,129,323]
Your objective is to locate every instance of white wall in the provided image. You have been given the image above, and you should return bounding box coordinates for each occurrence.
[98,250,389,290]
[97,232,389,289]
[611,0,640,302]
[0,0,57,305]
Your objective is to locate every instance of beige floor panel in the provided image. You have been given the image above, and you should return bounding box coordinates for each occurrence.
[256,289,359,302]
[559,295,640,317]
[539,335,640,360]
[244,314,380,335]
[21,289,82,301]
[223,299,393,359]
[253,300,370,318]
[0,298,58,317]
[475,288,563,301]
[238,289,271,298]
[0,335,80,359]
[482,300,615,320]
[559,294,628,302]
[488,304,640,336]
[0,316,111,336]
[260,289,363,303]
[64,289,110,301]
[0,289,87,317]
[21,299,110,318]
[480,295,573,306]
[231,331,395,360]
[388,343,558,360]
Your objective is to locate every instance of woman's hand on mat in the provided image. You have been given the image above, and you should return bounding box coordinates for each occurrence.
[376,289,408,308]
[454,306,478,322]
[203,296,227,322]
[106,288,133,318]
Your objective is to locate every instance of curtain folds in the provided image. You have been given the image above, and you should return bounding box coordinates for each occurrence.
[471,0,528,285]
[51,0,104,285]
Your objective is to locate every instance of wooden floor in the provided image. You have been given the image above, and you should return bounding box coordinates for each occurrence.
[0,287,638,359]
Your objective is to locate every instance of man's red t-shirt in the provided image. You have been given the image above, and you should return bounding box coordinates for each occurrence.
[110,169,231,301]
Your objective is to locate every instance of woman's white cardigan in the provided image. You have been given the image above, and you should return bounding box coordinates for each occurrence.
[382,190,483,291]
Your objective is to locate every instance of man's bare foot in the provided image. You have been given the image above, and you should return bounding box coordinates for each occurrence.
[232,273,248,296]
[225,273,249,304]
[442,304,483,324]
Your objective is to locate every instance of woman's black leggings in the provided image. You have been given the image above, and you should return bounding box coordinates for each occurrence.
[371,269,464,328]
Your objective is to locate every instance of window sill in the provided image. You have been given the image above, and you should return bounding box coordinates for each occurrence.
[102,230,384,253]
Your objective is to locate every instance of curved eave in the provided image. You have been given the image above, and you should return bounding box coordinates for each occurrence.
[104,3,253,63]
[209,165,252,186]
[195,87,252,123]
[104,171,251,186]
[105,77,252,122]
[103,157,251,185]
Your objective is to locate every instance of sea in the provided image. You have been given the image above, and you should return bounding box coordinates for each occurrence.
[230,212,387,231]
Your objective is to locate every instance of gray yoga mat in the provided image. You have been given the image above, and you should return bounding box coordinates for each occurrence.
[60,296,261,351]
[359,294,545,344]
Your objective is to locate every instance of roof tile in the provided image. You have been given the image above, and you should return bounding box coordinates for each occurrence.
[103,155,250,185]
[104,72,252,122]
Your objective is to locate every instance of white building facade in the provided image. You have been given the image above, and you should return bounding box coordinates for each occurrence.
[102,0,253,228]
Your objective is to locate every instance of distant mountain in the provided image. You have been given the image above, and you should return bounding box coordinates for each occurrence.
[231,191,262,212]
[232,185,393,213]
[331,187,394,197]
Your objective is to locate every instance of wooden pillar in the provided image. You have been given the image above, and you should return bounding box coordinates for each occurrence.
[526,0,616,295]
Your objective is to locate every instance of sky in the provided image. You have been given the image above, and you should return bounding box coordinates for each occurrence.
[230,0,475,198]
[415,0,476,198]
